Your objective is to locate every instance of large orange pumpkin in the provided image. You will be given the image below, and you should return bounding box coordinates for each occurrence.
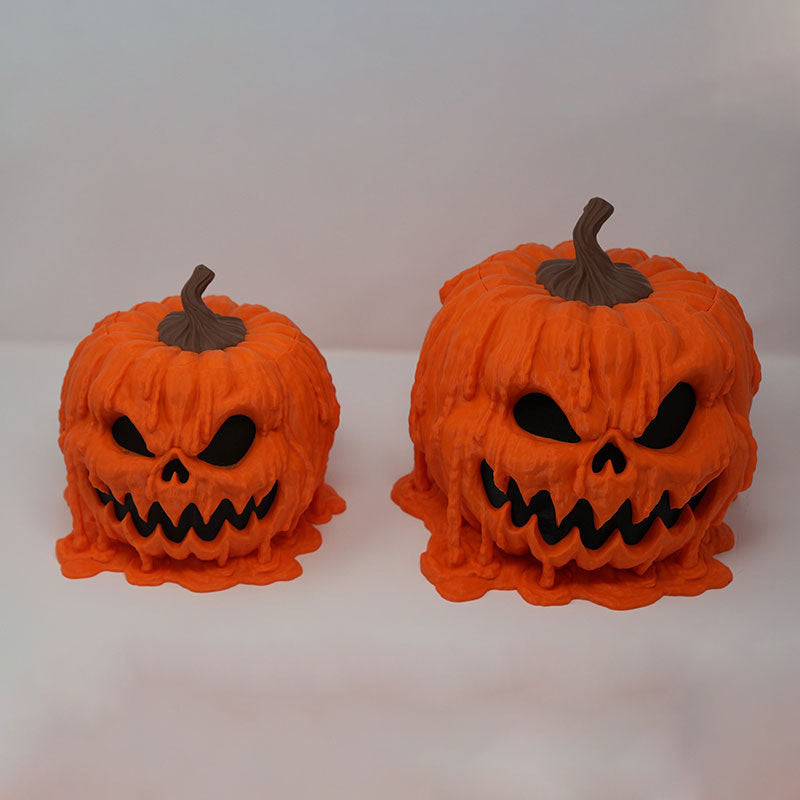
[57,266,344,591]
[393,198,760,609]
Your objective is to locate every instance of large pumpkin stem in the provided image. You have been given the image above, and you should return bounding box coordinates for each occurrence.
[158,265,246,352]
[536,197,653,306]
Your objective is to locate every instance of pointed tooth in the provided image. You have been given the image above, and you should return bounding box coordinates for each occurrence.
[674,478,711,513]
[607,499,633,539]
[480,461,508,508]
[228,499,253,531]
[601,530,626,563]
[667,485,693,513]
[195,502,224,541]
[574,500,606,550]
[636,516,669,558]
[94,487,112,505]
[507,479,532,527]
[257,484,279,519]
[550,488,577,529]
[682,504,698,543]
[152,502,184,541]
[519,484,538,508]
[621,503,654,546]
[582,492,616,531]
[235,496,255,517]
[493,466,511,495]
[113,497,127,521]
[630,485,659,526]
[658,493,682,528]
[688,485,707,511]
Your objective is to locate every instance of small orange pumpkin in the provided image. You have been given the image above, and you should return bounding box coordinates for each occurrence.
[393,198,760,609]
[57,266,344,591]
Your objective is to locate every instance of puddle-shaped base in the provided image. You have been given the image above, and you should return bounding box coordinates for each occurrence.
[57,484,345,592]
[392,474,732,610]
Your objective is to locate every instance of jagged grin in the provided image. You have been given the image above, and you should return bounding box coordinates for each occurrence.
[94,482,279,543]
[480,461,707,550]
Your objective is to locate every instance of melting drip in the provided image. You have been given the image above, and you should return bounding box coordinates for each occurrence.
[95,482,279,542]
[480,460,707,550]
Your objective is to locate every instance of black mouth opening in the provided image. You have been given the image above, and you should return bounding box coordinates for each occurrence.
[95,482,279,543]
[480,460,707,550]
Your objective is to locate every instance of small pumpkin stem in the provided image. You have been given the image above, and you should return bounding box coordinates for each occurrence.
[180,265,218,324]
[572,197,617,280]
[536,197,654,306]
[158,265,246,352]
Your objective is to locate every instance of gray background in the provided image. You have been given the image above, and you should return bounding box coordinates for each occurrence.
[2,0,799,353]
[3,4,800,796]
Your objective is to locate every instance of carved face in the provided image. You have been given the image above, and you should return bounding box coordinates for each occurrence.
[478,383,709,555]
[58,267,343,590]
[395,199,760,607]
[438,324,753,578]
[96,413,276,546]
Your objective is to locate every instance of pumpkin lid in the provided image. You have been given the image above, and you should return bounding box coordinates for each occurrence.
[158,265,246,352]
[536,197,653,306]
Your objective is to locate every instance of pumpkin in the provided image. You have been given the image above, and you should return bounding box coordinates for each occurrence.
[57,265,345,591]
[392,198,760,609]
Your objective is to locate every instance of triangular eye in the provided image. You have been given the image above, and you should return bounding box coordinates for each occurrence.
[635,382,696,449]
[513,393,580,443]
[112,416,154,457]
[198,415,256,466]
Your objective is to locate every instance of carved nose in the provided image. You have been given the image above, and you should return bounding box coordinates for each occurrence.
[162,458,189,483]
[592,443,626,474]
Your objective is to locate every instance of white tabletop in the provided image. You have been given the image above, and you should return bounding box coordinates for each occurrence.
[1,343,798,799]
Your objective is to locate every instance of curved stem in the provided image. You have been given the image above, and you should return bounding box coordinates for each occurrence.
[535,197,654,306]
[180,265,218,320]
[158,265,246,352]
[572,197,616,277]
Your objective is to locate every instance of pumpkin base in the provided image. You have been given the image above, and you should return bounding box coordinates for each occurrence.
[392,473,733,610]
[56,483,345,592]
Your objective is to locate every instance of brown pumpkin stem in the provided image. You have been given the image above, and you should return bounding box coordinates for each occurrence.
[157,265,246,352]
[536,197,653,306]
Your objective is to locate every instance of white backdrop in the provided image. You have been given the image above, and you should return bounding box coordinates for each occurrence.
[2,346,800,799]
[2,0,799,352]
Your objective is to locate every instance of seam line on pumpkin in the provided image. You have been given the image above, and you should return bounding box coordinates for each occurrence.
[240,327,301,361]
[476,264,491,295]
[704,286,723,314]
[476,258,530,293]
[273,328,302,361]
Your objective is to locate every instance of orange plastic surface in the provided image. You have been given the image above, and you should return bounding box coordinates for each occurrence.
[393,241,759,609]
[58,483,344,592]
[393,474,732,609]
[57,293,344,592]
